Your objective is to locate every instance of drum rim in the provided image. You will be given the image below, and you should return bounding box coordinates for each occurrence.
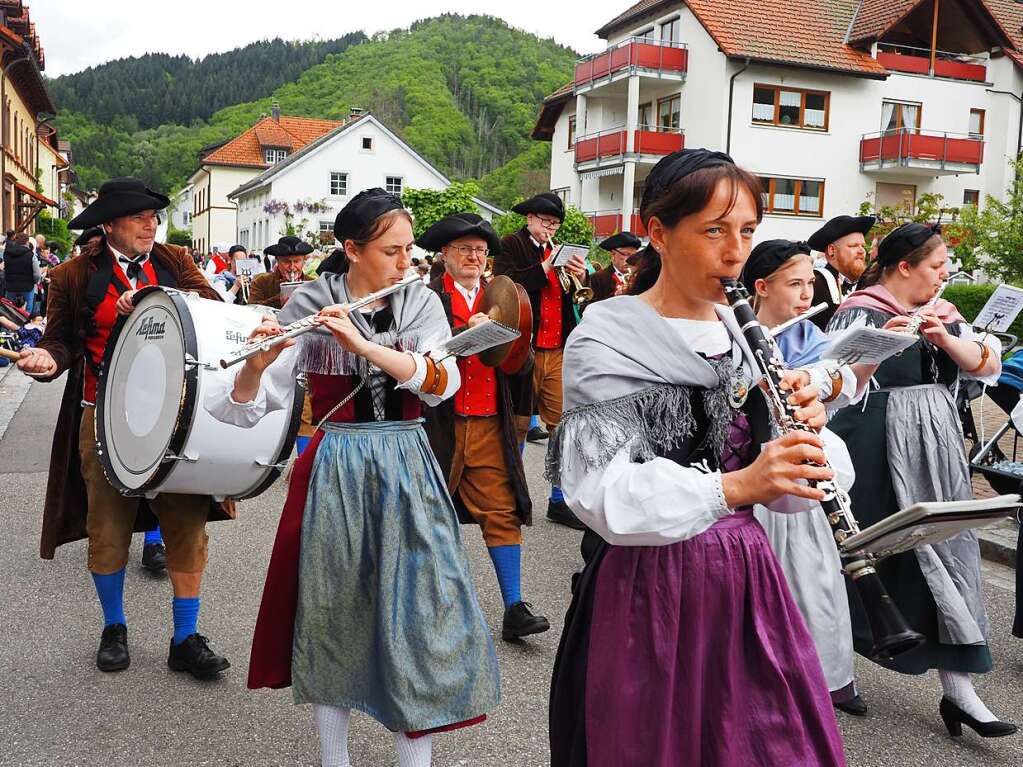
[96,286,198,496]
[236,373,306,500]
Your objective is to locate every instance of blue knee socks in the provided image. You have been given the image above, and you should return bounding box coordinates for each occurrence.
[144,526,163,546]
[172,597,201,645]
[488,545,522,609]
[550,486,564,503]
[92,569,126,627]
[295,436,311,455]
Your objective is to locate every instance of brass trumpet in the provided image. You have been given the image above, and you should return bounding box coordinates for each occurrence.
[557,265,593,307]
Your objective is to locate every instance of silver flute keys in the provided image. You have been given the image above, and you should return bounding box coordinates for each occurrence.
[218,274,422,368]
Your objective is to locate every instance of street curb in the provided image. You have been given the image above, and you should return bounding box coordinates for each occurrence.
[979,522,1018,569]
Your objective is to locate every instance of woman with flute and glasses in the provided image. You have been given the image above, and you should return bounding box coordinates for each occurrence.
[825,223,1015,739]
[547,149,848,767]
[205,188,499,767]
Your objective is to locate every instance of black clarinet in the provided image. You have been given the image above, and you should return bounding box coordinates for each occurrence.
[721,279,923,660]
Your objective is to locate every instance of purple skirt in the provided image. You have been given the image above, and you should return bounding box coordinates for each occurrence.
[550,511,846,767]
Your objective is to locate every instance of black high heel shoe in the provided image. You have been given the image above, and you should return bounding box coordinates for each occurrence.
[940,697,1018,738]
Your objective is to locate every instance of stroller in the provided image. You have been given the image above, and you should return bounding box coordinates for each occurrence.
[0,295,41,367]
[966,337,1023,494]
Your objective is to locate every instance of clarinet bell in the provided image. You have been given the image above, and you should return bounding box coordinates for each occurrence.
[854,570,925,660]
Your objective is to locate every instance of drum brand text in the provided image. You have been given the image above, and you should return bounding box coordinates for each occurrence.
[225,330,247,344]
[136,317,166,341]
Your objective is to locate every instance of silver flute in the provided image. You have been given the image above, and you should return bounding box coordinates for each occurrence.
[219,274,421,368]
[904,280,948,336]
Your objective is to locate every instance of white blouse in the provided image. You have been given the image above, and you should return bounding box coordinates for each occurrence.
[560,317,855,547]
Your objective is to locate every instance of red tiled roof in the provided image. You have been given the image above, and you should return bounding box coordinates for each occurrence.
[984,0,1023,50]
[594,0,887,77]
[848,0,923,44]
[202,115,343,168]
[532,82,575,140]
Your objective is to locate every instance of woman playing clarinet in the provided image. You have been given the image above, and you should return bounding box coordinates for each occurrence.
[548,149,849,767]
[826,223,1015,738]
[206,188,500,767]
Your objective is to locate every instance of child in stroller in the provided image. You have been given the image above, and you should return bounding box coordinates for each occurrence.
[0,295,42,367]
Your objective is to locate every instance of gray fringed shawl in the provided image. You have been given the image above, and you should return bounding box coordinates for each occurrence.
[277,273,445,376]
[545,295,762,484]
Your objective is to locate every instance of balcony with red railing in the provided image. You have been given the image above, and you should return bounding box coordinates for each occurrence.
[574,36,688,92]
[859,128,984,175]
[574,125,684,167]
[585,210,647,238]
[876,43,987,83]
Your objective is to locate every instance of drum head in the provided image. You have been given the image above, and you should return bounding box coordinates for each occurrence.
[97,289,194,492]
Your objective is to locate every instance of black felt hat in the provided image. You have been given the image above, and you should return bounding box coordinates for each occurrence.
[264,235,314,258]
[877,222,943,267]
[416,212,500,255]
[68,177,170,229]
[807,215,875,253]
[228,244,248,256]
[74,227,104,248]
[740,239,812,294]
[599,232,642,251]
[511,192,565,222]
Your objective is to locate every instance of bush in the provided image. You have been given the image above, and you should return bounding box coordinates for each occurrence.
[36,211,71,255]
[944,284,1023,346]
[166,226,193,247]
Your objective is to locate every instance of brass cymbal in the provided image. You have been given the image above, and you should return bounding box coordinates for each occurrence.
[478,275,521,367]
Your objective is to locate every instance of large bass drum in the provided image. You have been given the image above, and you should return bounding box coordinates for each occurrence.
[96,286,303,499]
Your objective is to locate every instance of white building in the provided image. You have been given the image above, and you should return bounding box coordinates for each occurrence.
[166,185,193,232]
[534,0,1023,243]
[186,105,344,255]
[228,113,502,251]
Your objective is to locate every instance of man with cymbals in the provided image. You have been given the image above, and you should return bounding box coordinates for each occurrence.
[419,212,549,642]
[495,192,587,530]
[589,231,641,302]
[16,178,232,679]
[807,214,875,329]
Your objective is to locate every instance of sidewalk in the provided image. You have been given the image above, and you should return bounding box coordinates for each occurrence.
[970,394,1020,569]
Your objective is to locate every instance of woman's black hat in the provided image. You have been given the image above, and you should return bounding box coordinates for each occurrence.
[740,239,811,293]
[877,222,943,267]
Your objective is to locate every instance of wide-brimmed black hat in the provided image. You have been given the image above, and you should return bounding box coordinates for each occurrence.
[416,212,500,255]
[599,232,642,251]
[69,177,170,230]
[264,235,313,258]
[511,192,565,222]
[807,215,875,253]
[74,227,104,248]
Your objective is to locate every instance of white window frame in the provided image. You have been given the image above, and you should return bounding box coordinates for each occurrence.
[329,171,349,197]
[264,147,287,164]
[659,16,680,44]
[385,176,404,195]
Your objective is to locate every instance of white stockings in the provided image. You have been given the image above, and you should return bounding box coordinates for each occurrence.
[938,670,997,722]
[312,704,432,766]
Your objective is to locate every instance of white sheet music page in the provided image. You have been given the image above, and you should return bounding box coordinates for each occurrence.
[430,319,520,359]
[972,284,1023,333]
[551,244,590,268]
[823,325,917,365]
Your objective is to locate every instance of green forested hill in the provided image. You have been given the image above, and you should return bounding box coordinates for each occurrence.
[54,16,576,208]
[49,35,366,129]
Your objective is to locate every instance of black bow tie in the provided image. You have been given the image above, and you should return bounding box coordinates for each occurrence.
[120,256,149,285]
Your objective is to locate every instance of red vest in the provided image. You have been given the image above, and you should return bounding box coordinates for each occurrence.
[536,244,564,349]
[444,273,498,416]
[307,372,422,424]
[210,254,230,274]
[84,254,158,402]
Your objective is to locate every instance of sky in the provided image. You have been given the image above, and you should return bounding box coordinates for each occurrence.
[32,0,627,77]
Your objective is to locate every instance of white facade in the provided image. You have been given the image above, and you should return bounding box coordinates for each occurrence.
[166,185,194,232]
[187,165,255,256]
[230,115,500,251]
[545,3,1023,244]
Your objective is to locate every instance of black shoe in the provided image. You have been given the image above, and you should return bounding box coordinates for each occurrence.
[546,499,585,530]
[526,426,549,443]
[167,633,231,679]
[141,542,166,573]
[502,601,551,642]
[96,623,130,672]
[940,696,1018,738]
[834,694,868,716]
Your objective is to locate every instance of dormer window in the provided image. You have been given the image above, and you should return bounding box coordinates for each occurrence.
[264,147,288,164]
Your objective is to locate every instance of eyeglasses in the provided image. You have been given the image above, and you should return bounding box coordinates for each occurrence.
[447,245,489,257]
[535,217,561,229]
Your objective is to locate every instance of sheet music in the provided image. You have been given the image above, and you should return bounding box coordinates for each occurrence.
[823,325,917,365]
[551,243,590,268]
[279,281,302,300]
[430,319,520,359]
[972,284,1023,333]
[235,257,266,275]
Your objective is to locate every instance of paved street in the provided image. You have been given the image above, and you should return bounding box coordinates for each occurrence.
[1,370,1022,766]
